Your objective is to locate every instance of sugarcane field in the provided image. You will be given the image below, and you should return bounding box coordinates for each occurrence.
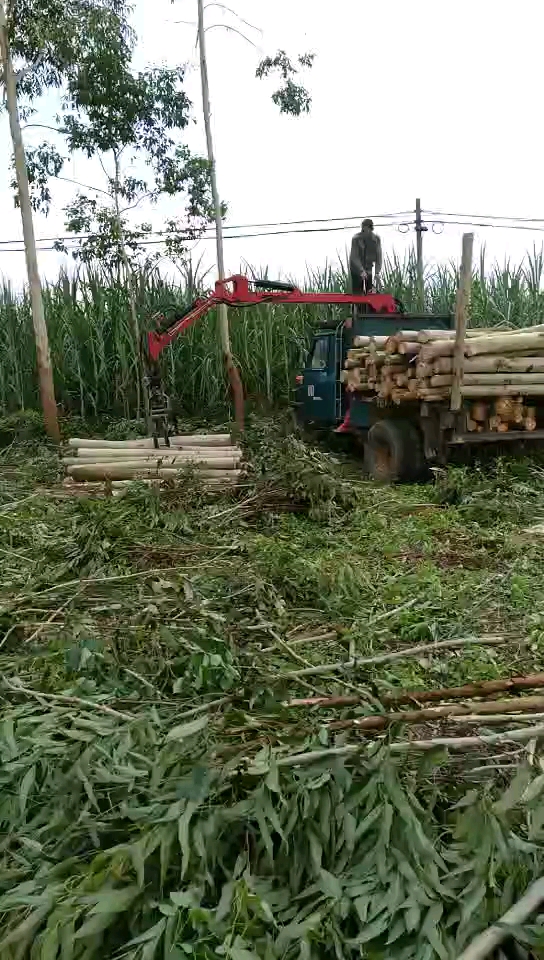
[4,0,544,958]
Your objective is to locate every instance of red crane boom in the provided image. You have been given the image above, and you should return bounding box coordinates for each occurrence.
[146,274,400,361]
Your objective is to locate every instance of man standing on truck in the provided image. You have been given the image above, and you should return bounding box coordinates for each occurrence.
[349,219,382,294]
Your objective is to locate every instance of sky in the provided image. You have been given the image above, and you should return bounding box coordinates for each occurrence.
[2,0,544,288]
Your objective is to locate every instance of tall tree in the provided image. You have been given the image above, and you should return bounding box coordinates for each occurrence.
[54,61,215,419]
[195,0,315,431]
[0,0,134,441]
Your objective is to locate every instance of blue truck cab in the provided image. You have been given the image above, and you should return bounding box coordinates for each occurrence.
[295,309,454,481]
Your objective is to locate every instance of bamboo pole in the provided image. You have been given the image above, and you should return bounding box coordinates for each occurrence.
[451,233,474,411]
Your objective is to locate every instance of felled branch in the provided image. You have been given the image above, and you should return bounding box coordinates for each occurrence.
[285,672,544,709]
[279,634,507,681]
[326,694,544,732]
[246,721,544,773]
[454,877,544,960]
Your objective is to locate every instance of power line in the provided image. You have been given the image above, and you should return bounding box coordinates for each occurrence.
[426,219,544,233]
[424,209,544,224]
[0,218,410,253]
[0,210,412,249]
[4,212,544,255]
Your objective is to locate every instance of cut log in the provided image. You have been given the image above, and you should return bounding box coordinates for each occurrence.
[462,372,544,386]
[417,327,510,343]
[464,355,544,373]
[419,341,455,361]
[471,402,488,422]
[417,390,449,401]
[67,455,240,470]
[398,341,420,355]
[429,374,453,388]
[418,325,544,343]
[385,336,400,354]
[68,434,232,449]
[66,447,241,461]
[62,456,242,472]
[67,464,242,481]
[465,332,544,357]
[461,385,544,397]
[495,397,519,421]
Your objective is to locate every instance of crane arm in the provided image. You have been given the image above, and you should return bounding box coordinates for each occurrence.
[146,274,400,362]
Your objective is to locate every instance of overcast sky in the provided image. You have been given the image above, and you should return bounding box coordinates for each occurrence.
[2,0,544,288]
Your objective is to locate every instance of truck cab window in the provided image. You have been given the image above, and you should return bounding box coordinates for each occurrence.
[310,337,330,370]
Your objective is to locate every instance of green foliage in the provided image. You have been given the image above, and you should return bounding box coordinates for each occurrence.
[2,429,544,954]
[4,0,134,104]
[256,50,315,115]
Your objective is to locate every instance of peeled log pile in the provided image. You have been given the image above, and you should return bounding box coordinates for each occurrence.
[63,434,243,493]
[344,324,544,431]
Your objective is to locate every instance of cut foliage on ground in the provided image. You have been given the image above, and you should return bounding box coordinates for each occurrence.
[3,417,544,957]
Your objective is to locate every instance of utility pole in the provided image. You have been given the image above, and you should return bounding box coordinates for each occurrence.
[0,5,60,443]
[415,198,427,312]
[196,0,244,431]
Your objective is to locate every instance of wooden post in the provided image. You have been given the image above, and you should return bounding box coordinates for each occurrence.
[0,7,60,443]
[450,233,474,412]
[415,198,426,311]
[196,0,244,431]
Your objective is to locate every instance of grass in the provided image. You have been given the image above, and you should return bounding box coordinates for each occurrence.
[3,416,544,955]
[2,246,544,420]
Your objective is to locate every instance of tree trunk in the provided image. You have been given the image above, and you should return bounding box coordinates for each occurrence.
[197,0,244,431]
[112,152,148,426]
[0,7,59,443]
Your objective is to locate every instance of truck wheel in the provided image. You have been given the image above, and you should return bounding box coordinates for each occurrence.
[364,420,424,483]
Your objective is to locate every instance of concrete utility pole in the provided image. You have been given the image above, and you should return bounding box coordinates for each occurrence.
[0,4,60,443]
[196,0,244,430]
[415,197,427,312]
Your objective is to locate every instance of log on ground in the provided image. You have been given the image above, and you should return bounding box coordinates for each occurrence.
[67,463,242,480]
[65,447,241,462]
[68,434,232,449]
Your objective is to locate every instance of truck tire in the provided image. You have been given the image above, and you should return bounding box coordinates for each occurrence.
[364,420,424,483]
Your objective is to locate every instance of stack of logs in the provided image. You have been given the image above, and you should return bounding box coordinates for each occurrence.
[342,325,544,432]
[62,434,242,494]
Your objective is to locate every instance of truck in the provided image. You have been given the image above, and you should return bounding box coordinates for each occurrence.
[146,273,544,483]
